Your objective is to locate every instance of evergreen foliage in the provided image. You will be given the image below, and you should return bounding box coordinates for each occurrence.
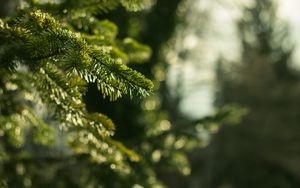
[0,0,155,186]
[0,0,235,187]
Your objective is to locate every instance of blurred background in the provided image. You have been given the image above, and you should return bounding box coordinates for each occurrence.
[2,0,300,187]
[165,0,300,187]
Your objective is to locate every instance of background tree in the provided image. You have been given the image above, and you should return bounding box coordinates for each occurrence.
[198,0,300,187]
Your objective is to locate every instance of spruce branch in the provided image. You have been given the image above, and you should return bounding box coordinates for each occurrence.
[0,10,153,99]
[0,4,152,175]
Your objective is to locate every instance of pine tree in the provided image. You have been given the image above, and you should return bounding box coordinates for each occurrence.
[0,0,238,187]
[0,0,156,187]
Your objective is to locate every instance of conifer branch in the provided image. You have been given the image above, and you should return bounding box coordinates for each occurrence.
[0,0,153,177]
